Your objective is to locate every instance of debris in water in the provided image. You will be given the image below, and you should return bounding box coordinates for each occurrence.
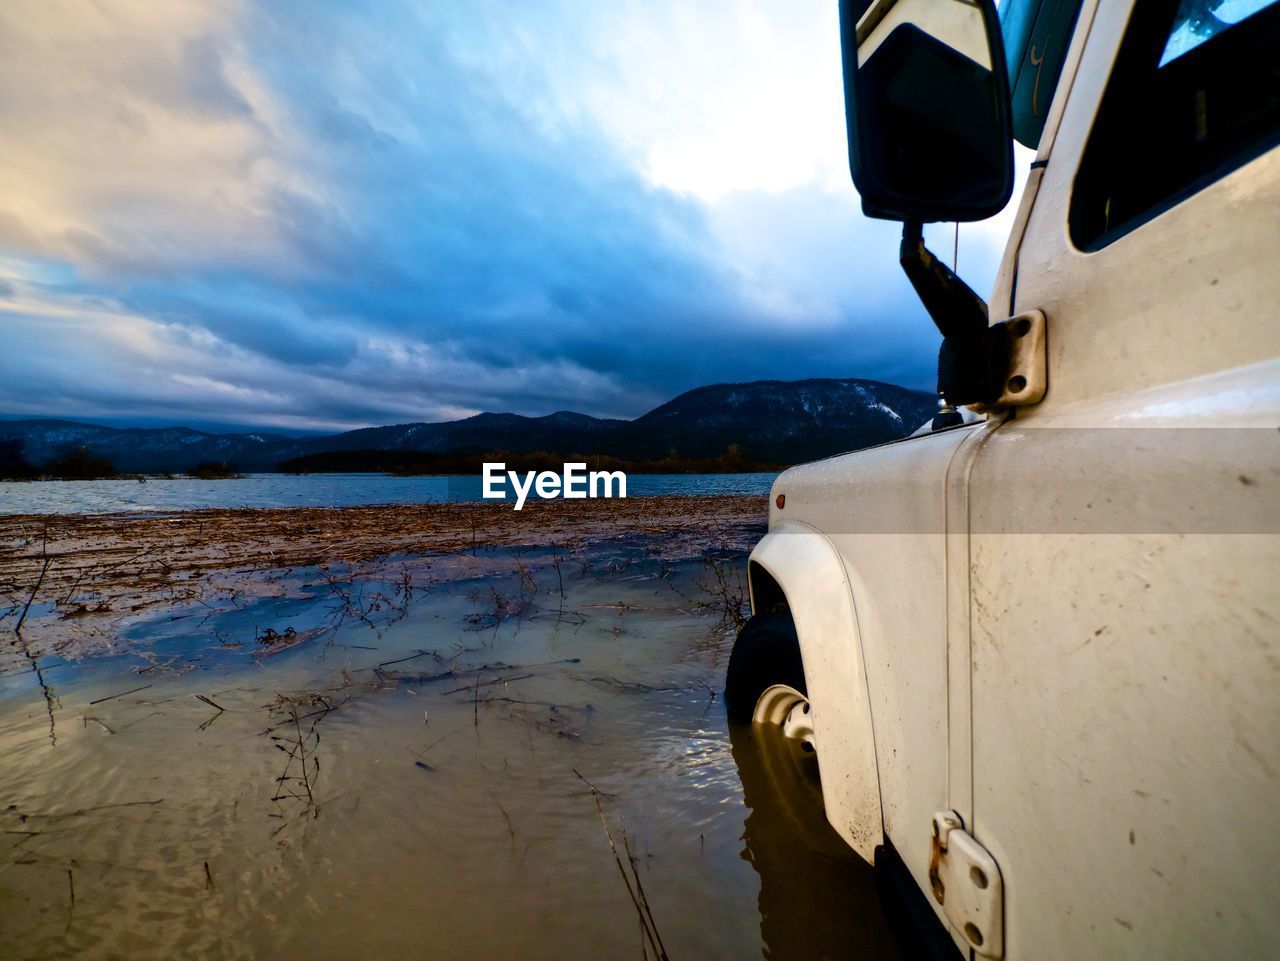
[88,684,152,705]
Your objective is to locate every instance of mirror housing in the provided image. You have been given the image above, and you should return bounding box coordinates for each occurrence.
[839,0,1014,223]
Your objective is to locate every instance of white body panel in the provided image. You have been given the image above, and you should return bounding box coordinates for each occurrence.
[749,0,1280,955]
[969,363,1280,959]
[758,423,995,940]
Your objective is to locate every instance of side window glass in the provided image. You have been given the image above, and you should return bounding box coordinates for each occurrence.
[1069,0,1280,250]
[1161,0,1278,64]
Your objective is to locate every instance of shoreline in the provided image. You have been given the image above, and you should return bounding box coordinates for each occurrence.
[0,472,778,516]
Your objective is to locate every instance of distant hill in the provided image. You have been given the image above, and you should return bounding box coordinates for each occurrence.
[0,420,300,475]
[618,379,931,463]
[0,378,935,475]
[307,410,629,457]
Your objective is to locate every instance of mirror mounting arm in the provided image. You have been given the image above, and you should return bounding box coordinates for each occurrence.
[899,221,1009,413]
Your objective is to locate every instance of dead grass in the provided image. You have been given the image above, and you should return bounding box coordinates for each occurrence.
[0,497,766,669]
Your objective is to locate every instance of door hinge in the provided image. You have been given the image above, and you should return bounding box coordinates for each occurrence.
[929,811,1005,958]
[971,308,1047,413]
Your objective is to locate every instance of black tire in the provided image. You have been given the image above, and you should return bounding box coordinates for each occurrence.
[724,611,807,723]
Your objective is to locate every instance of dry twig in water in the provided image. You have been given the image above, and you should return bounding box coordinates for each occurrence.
[10,520,58,745]
[195,693,226,730]
[580,777,670,961]
[268,693,340,818]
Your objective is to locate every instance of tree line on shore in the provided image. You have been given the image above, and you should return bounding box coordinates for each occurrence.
[0,440,243,481]
[277,444,782,476]
[0,437,781,481]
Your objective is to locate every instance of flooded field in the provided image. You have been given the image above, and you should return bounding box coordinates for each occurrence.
[0,498,902,960]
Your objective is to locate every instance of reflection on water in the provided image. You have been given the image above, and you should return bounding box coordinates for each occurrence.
[731,722,903,961]
[0,472,779,515]
[0,547,898,959]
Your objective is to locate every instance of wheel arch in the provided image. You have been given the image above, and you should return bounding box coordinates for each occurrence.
[747,522,884,862]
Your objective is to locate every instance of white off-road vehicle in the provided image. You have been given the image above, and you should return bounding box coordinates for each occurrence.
[724,1,1279,958]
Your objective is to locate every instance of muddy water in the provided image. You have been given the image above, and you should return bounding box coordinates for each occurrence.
[0,547,902,960]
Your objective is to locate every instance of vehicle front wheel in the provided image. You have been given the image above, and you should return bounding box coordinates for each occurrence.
[724,611,807,723]
[726,611,847,855]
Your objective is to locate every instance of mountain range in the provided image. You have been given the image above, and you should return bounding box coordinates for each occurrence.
[0,378,935,474]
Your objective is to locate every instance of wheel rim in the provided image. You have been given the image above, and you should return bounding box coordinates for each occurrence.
[749,684,847,854]
[752,684,817,753]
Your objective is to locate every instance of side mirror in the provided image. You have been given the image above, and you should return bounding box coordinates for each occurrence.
[839,0,1014,223]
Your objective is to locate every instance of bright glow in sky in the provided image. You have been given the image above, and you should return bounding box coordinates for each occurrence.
[0,0,1017,431]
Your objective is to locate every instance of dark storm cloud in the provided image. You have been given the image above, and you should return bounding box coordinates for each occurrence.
[0,0,1001,429]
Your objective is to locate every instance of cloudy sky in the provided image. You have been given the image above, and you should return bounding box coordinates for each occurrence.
[0,0,1018,433]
